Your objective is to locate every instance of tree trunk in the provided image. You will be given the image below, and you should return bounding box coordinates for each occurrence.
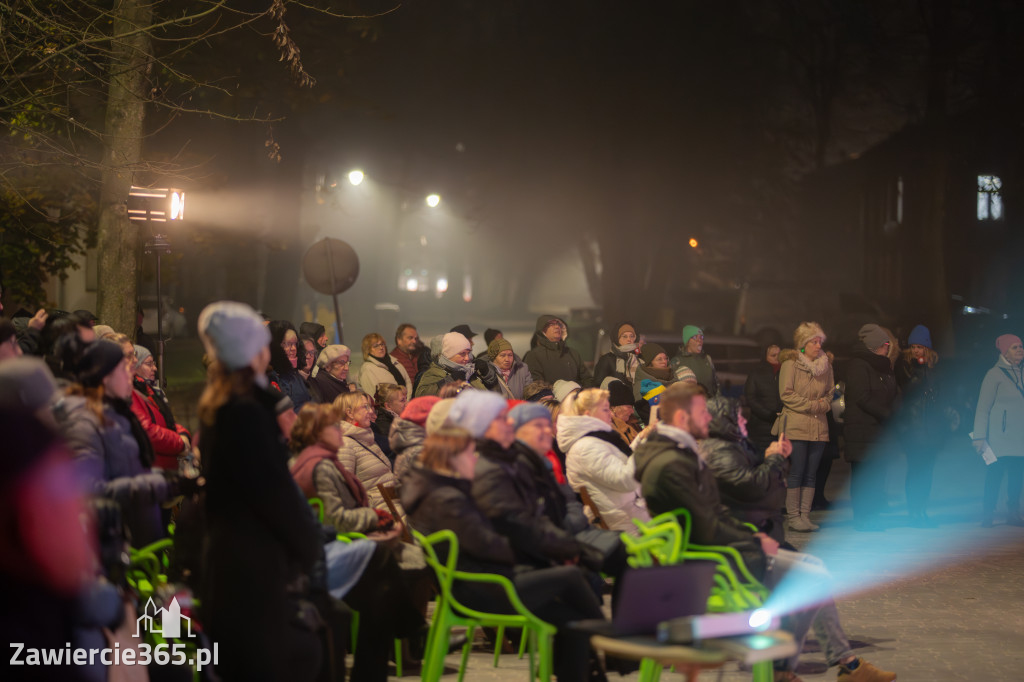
[96,0,152,337]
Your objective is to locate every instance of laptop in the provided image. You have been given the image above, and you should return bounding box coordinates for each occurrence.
[573,561,717,637]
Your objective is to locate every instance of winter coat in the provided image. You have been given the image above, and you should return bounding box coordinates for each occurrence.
[199,384,322,680]
[391,417,427,482]
[632,364,674,401]
[372,409,397,462]
[401,466,517,577]
[60,395,171,547]
[557,414,649,535]
[895,350,945,443]
[973,355,1024,458]
[268,368,312,412]
[594,347,640,389]
[337,420,401,513]
[491,358,534,400]
[358,355,412,395]
[702,398,787,541]
[634,428,766,579]
[743,360,782,449]
[670,349,719,396]
[290,444,380,533]
[843,349,897,461]
[523,315,592,386]
[774,349,833,442]
[472,439,592,567]
[413,360,486,397]
[510,441,590,535]
[130,388,185,470]
[308,370,352,404]
[391,347,429,385]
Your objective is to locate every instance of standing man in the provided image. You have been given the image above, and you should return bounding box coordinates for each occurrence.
[523,314,592,386]
[670,325,719,396]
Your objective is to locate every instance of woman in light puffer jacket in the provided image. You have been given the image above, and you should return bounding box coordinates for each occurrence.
[557,388,649,536]
[334,390,402,515]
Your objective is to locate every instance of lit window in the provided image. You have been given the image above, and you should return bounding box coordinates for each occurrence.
[978,175,1003,221]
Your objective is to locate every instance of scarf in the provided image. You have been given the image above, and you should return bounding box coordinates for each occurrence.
[438,354,475,380]
[795,352,831,377]
[374,353,406,387]
[583,428,632,456]
[613,343,640,382]
[643,365,674,382]
[290,444,371,508]
[769,361,781,375]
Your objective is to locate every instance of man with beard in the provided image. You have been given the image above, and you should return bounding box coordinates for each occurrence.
[391,323,429,383]
[633,383,896,682]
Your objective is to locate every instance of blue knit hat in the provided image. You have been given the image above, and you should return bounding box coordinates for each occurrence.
[908,325,932,349]
[448,389,508,438]
[508,402,551,432]
[641,379,666,405]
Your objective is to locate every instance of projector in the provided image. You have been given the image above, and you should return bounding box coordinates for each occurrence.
[657,609,780,644]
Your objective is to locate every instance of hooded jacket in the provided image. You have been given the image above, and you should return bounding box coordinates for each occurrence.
[593,321,641,388]
[702,397,788,540]
[973,355,1024,459]
[337,420,401,513]
[523,315,592,386]
[774,349,833,442]
[557,414,648,535]
[413,359,486,397]
[843,348,897,457]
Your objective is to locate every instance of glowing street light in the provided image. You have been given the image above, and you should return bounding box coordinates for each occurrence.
[348,169,365,186]
[425,193,441,208]
[688,237,699,248]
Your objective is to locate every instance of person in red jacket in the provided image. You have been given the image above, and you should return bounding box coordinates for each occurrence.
[129,344,191,470]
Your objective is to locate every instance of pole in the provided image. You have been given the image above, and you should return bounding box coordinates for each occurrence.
[156,249,164,386]
[324,238,344,343]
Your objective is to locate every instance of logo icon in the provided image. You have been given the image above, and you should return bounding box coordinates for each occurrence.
[134,597,195,639]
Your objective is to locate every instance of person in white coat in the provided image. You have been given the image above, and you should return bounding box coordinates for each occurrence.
[334,389,402,515]
[358,332,412,395]
[557,387,650,535]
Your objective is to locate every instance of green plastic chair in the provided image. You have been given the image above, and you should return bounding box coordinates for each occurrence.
[412,529,557,682]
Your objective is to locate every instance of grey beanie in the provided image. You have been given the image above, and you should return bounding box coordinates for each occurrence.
[0,356,59,411]
[858,324,889,351]
[198,301,271,371]
[134,345,152,367]
[552,380,581,403]
[448,389,507,439]
[508,402,551,432]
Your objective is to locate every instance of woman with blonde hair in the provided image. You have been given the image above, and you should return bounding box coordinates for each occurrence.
[358,332,412,396]
[775,322,833,532]
[335,390,401,513]
[557,387,650,535]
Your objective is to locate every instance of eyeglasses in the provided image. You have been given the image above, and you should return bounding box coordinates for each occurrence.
[371,341,387,349]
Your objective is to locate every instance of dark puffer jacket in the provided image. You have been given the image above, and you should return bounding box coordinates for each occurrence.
[523,315,592,386]
[702,396,788,542]
[743,358,782,451]
[843,349,897,462]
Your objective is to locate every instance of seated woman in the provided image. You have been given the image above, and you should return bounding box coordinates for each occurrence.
[372,382,407,461]
[358,332,412,396]
[334,391,401,514]
[309,345,354,404]
[558,387,650,535]
[401,428,606,682]
[267,320,313,411]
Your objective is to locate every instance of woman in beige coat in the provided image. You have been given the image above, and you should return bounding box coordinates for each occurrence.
[357,332,412,395]
[774,322,833,532]
[334,390,402,515]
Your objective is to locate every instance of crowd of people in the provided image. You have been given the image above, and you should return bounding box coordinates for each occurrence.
[2,302,1021,682]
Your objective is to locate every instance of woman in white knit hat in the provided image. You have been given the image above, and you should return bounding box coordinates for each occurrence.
[774,322,833,532]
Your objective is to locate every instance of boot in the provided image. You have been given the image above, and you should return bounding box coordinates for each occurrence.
[799,487,820,531]
[836,658,897,682]
[786,488,815,532]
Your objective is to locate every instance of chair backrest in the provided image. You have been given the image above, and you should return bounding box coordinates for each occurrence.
[576,486,611,530]
[308,497,325,524]
[412,528,460,596]
[378,484,412,542]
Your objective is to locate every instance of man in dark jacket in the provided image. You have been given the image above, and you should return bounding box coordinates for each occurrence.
[844,324,898,532]
[744,344,783,455]
[669,324,719,396]
[634,383,896,682]
[523,314,592,386]
[703,396,792,543]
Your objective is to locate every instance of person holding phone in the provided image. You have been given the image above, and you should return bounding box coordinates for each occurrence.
[774,322,833,533]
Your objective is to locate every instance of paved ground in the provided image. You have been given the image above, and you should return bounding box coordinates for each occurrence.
[391,445,1024,682]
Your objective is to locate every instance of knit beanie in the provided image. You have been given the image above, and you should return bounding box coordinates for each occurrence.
[674,365,697,383]
[552,380,581,403]
[0,357,58,411]
[426,398,456,435]
[441,332,471,360]
[134,345,152,367]
[508,402,551,432]
[906,325,932,349]
[641,379,666,405]
[606,380,634,407]
[793,322,826,350]
[401,396,441,426]
[487,337,513,361]
[484,328,502,346]
[315,345,350,370]
[92,324,115,340]
[74,340,125,388]
[858,324,889,351]
[198,301,270,371]
[640,343,667,366]
[996,334,1023,355]
[682,325,703,346]
[613,322,637,345]
[448,389,508,438]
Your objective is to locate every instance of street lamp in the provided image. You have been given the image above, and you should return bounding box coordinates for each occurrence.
[348,169,364,186]
[425,193,441,208]
[127,186,185,386]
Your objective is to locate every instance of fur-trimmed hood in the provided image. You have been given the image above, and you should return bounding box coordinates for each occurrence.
[778,348,834,366]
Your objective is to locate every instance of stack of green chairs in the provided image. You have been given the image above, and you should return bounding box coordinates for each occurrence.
[413,529,557,682]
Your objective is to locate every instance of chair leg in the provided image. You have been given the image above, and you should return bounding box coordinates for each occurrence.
[637,658,662,682]
[751,660,774,682]
[394,638,403,678]
[456,626,474,682]
[518,627,528,659]
[350,610,360,654]
[536,632,553,682]
[493,625,505,668]
[422,624,451,682]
